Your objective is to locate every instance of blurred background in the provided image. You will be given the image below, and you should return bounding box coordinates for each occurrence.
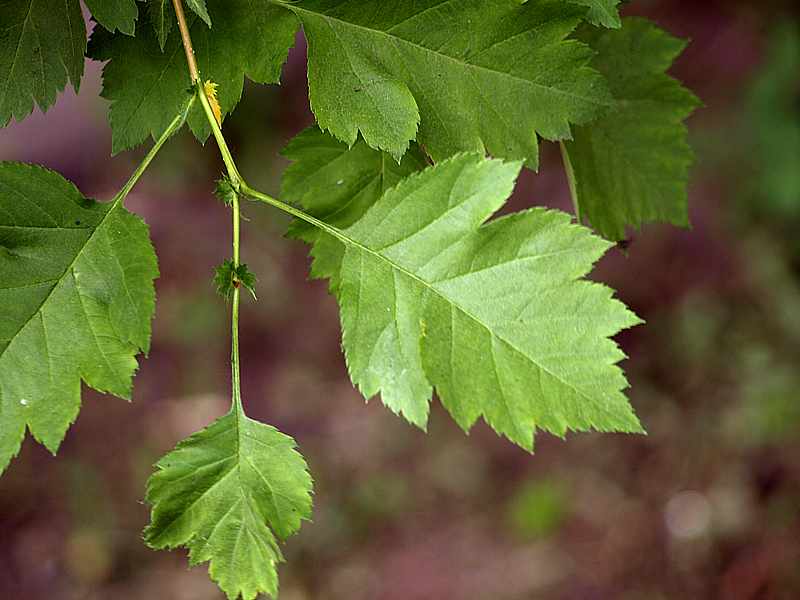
[1,1,798,598]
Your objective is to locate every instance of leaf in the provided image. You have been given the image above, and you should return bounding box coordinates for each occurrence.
[84,0,139,35]
[148,0,174,50]
[144,409,313,600]
[562,18,701,240]
[288,152,642,446]
[569,0,621,28]
[214,260,257,300]
[185,0,212,27]
[88,0,297,154]
[281,127,427,287]
[0,0,86,127]
[0,163,158,474]
[285,0,612,166]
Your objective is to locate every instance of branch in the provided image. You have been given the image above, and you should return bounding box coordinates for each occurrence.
[171,0,200,84]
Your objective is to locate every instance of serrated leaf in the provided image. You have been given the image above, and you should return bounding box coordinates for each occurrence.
[148,0,174,50]
[281,127,427,288]
[0,163,158,473]
[285,153,643,446]
[88,0,297,154]
[185,0,212,27]
[570,0,621,28]
[144,409,313,600]
[0,0,86,127]
[284,0,612,166]
[563,18,701,240]
[84,0,139,35]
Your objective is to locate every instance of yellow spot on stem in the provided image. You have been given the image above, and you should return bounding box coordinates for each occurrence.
[204,80,222,127]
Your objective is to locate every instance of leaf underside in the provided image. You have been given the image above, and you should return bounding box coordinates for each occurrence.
[144,408,313,600]
[0,163,158,474]
[282,143,644,449]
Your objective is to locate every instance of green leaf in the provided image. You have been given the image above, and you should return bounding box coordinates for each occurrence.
[0,163,158,473]
[85,0,139,35]
[285,0,611,166]
[88,0,297,154]
[144,409,313,600]
[148,0,174,50]
[287,152,642,446]
[570,0,620,28]
[0,0,86,127]
[185,0,212,27]
[281,127,427,287]
[563,18,701,240]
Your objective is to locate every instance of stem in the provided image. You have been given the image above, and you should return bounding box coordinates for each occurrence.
[113,99,194,204]
[559,141,582,224]
[231,194,243,413]
[172,0,200,84]
[195,81,242,185]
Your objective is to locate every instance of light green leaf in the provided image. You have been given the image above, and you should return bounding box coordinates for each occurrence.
[285,152,643,446]
[0,0,86,127]
[0,163,158,474]
[285,0,612,166]
[148,0,174,50]
[144,409,313,600]
[281,127,427,288]
[88,0,297,153]
[570,0,620,28]
[85,0,139,35]
[563,18,701,240]
[185,0,212,27]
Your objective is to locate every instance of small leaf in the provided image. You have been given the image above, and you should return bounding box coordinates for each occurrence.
[144,409,313,600]
[148,0,174,50]
[0,163,158,473]
[185,0,212,27]
[214,175,238,207]
[215,260,257,300]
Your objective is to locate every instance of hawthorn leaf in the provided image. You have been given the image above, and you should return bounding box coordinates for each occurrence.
[563,18,701,240]
[570,0,621,28]
[185,0,212,27]
[144,409,313,600]
[84,0,139,35]
[0,0,86,127]
[148,0,174,50]
[281,127,427,288]
[286,153,643,445]
[0,163,158,474]
[88,0,297,153]
[283,0,612,166]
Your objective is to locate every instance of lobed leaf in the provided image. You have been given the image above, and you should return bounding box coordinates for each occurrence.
[0,163,158,473]
[0,0,86,127]
[562,18,701,240]
[281,145,643,447]
[285,0,612,166]
[570,0,621,28]
[144,409,313,600]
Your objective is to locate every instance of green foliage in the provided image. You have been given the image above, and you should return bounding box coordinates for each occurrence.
[215,260,257,300]
[0,0,86,126]
[563,18,700,240]
[0,163,158,474]
[88,0,297,153]
[287,0,611,167]
[84,0,139,34]
[144,408,313,600]
[0,1,703,597]
[148,0,175,50]
[294,153,643,447]
[281,127,428,285]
